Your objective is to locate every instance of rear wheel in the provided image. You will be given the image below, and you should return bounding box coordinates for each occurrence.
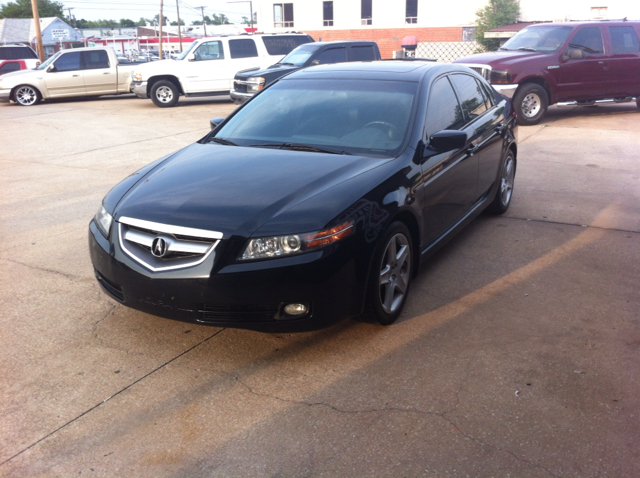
[150,80,179,107]
[360,222,413,326]
[513,83,548,125]
[14,85,41,106]
[486,151,516,215]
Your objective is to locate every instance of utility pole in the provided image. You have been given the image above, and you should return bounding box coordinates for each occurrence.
[67,7,75,28]
[228,1,253,33]
[175,0,183,51]
[197,6,207,36]
[30,0,45,62]
[158,0,164,60]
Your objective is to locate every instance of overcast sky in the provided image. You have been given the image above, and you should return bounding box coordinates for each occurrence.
[0,0,254,25]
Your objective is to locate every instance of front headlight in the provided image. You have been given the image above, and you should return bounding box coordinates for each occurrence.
[132,71,143,82]
[240,220,354,261]
[490,69,512,84]
[94,205,113,238]
[246,76,265,94]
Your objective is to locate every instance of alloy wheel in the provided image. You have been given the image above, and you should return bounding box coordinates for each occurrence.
[378,233,411,314]
[521,92,541,118]
[500,155,515,206]
[16,86,38,106]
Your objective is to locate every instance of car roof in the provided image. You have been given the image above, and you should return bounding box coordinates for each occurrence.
[299,40,377,47]
[528,20,640,28]
[284,61,472,82]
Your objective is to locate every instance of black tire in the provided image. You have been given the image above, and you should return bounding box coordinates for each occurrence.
[150,80,179,107]
[13,85,41,106]
[513,83,548,125]
[359,221,413,326]
[486,151,516,215]
[637,97,640,109]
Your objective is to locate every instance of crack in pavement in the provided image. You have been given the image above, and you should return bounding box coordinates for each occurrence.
[0,257,91,283]
[231,374,559,477]
[0,328,226,468]
[503,215,639,234]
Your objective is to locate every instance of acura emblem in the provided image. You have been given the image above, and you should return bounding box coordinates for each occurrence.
[151,237,168,257]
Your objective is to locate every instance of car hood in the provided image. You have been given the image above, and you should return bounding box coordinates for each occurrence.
[114,143,391,237]
[454,50,552,69]
[236,63,299,80]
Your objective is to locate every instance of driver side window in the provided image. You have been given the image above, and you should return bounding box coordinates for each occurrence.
[53,52,81,72]
[194,41,224,61]
[569,27,604,55]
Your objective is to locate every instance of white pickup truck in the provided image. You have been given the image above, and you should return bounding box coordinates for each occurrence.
[0,47,135,106]
[131,33,314,107]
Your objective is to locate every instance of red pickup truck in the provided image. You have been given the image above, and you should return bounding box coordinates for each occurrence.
[455,21,640,124]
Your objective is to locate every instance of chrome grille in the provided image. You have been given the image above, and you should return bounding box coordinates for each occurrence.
[118,217,222,272]
[458,63,492,81]
[233,81,248,93]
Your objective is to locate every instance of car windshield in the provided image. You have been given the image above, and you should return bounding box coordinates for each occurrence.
[176,41,199,60]
[214,78,417,157]
[501,25,573,53]
[278,44,319,66]
[36,52,61,70]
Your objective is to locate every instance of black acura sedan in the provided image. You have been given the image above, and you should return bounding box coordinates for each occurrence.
[89,61,517,332]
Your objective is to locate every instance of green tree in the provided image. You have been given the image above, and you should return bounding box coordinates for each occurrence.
[119,18,135,27]
[0,0,65,19]
[475,0,520,52]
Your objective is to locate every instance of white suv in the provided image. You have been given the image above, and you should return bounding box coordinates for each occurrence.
[131,33,314,107]
[0,45,40,75]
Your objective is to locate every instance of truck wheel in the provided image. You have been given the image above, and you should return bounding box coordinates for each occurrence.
[14,85,41,106]
[150,80,179,107]
[513,83,548,125]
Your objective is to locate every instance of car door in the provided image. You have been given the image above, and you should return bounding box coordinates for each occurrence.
[605,25,640,97]
[419,75,478,245]
[82,50,117,95]
[557,26,610,100]
[44,51,85,97]
[449,73,504,199]
[182,40,228,93]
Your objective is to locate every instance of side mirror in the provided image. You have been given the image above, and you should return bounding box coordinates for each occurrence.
[47,65,56,72]
[187,53,195,61]
[310,60,320,66]
[428,130,468,153]
[210,117,225,131]
[562,48,584,61]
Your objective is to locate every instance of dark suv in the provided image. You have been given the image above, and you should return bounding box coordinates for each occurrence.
[231,40,381,105]
[454,21,640,124]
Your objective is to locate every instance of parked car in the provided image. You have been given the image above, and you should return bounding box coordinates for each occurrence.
[0,60,27,76]
[454,20,640,124]
[231,40,381,105]
[89,61,517,332]
[131,33,314,107]
[0,44,40,69]
[0,47,135,106]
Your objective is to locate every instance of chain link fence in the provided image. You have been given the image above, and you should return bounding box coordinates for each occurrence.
[414,42,481,62]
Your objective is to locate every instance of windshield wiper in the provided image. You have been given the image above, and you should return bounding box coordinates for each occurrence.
[517,47,538,52]
[277,62,296,66]
[210,137,237,146]
[250,143,352,155]
[498,47,511,51]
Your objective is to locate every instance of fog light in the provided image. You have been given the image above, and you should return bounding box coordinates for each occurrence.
[284,303,308,316]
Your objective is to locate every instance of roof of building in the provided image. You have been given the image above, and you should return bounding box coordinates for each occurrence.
[0,17,59,43]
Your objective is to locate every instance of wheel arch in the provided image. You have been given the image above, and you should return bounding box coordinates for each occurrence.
[147,75,184,96]
[515,76,553,104]
[10,83,42,103]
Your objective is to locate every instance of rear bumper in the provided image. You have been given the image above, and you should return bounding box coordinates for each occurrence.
[230,89,252,105]
[131,81,148,99]
[0,89,11,103]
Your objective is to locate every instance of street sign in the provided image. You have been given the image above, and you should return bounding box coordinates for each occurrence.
[51,29,70,40]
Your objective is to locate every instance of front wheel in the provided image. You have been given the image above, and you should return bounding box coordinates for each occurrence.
[360,222,413,326]
[14,85,41,106]
[513,83,548,125]
[150,80,179,107]
[486,151,516,215]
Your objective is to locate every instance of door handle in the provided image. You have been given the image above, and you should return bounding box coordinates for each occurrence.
[103,72,111,75]
[72,74,80,77]
[467,143,479,156]
[496,123,507,135]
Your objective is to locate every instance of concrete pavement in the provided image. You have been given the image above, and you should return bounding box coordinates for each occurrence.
[1,95,639,477]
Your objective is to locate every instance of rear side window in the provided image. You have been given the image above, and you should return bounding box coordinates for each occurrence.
[350,45,375,61]
[609,26,640,54]
[83,50,109,69]
[425,77,464,136]
[0,46,38,60]
[229,39,258,59]
[261,35,313,55]
[53,52,82,72]
[315,47,346,64]
[0,62,23,74]
[569,27,604,55]
[450,74,488,120]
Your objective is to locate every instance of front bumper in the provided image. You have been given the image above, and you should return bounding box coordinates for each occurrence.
[131,81,148,99]
[230,89,253,105]
[493,84,518,99]
[0,89,11,103]
[88,220,366,332]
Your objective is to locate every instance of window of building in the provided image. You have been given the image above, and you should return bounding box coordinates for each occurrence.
[274,3,294,28]
[609,26,640,55]
[406,0,418,24]
[323,1,334,27]
[361,0,372,25]
[590,6,607,19]
[229,39,258,58]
